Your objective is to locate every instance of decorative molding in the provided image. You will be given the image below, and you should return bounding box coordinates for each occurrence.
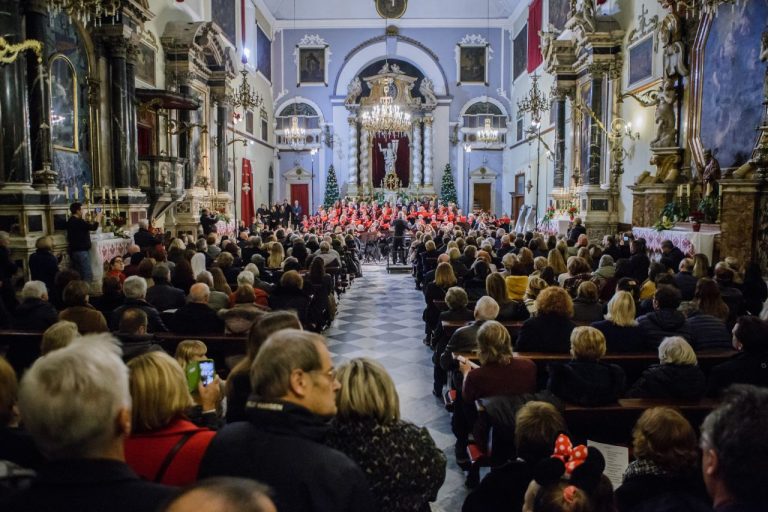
[627,4,659,45]
[459,34,490,47]
[296,34,328,47]
[274,18,512,30]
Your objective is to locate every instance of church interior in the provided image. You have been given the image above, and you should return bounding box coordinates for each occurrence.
[2,0,768,511]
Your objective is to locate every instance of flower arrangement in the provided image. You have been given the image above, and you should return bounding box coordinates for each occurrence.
[653,215,675,232]
[566,204,578,221]
[542,205,557,223]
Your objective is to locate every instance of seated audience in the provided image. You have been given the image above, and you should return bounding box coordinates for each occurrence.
[114,308,164,361]
[659,240,685,273]
[111,276,168,333]
[430,287,474,396]
[326,358,446,512]
[547,326,626,406]
[714,265,745,327]
[218,284,265,335]
[171,259,196,295]
[162,478,276,512]
[124,351,218,486]
[626,336,706,401]
[591,291,646,352]
[517,287,576,353]
[639,262,668,301]
[40,320,79,356]
[591,254,616,298]
[91,275,125,316]
[562,257,593,298]
[637,285,693,349]
[523,276,548,316]
[58,280,109,334]
[503,260,529,301]
[423,262,457,335]
[268,270,312,328]
[708,316,768,396]
[29,236,58,293]
[572,281,603,324]
[700,385,768,511]
[106,255,127,284]
[439,296,500,376]
[5,335,174,511]
[199,330,375,511]
[615,407,709,511]
[487,273,529,321]
[686,277,729,322]
[12,281,58,330]
[0,356,44,471]
[225,311,302,423]
[741,262,767,316]
[464,260,491,301]
[674,258,698,302]
[195,271,229,312]
[171,283,225,334]
[146,264,186,312]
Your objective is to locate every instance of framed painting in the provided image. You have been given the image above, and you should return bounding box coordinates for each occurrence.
[212,0,236,45]
[297,47,327,85]
[627,34,655,91]
[575,79,592,182]
[513,25,528,80]
[245,111,254,134]
[458,45,488,84]
[375,0,407,19]
[256,24,272,83]
[549,0,570,31]
[50,55,78,152]
[135,41,156,86]
[260,109,268,142]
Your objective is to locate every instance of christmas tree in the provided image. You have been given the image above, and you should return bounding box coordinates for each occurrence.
[440,163,457,205]
[323,165,340,208]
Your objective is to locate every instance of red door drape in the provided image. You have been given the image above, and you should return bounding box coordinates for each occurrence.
[241,158,254,224]
[371,134,410,188]
[527,0,543,73]
[290,184,309,219]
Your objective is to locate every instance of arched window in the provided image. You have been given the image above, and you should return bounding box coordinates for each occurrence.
[276,102,322,147]
[461,100,508,146]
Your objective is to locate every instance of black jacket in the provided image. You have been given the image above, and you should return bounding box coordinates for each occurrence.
[687,312,731,352]
[516,314,576,353]
[133,228,160,251]
[496,301,530,322]
[268,287,312,327]
[199,401,375,512]
[171,302,224,334]
[591,320,647,353]
[28,249,58,292]
[547,361,626,406]
[615,471,710,512]
[707,350,768,397]
[674,271,698,301]
[1,458,173,512]
[440,321,484,371]
[572,298,604,324]
[66,216,98,252]
[630,252,651,283]
[660,247,685,272]
[626,364,706,401]
[111,298,168,333]
[11,299,58,331]
[145,282,186,312]
[637,309,693,349]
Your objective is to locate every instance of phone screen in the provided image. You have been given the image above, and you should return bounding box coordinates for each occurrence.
[623,236,629,241]
[199,360,215,387]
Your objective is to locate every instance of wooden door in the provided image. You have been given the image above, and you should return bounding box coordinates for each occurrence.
[473,183,492,212]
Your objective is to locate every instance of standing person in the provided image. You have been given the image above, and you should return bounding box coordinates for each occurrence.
[292,200,303,230]
[66,202,100,283]
[29,235,59,294]
[199,208,217,236]
[392,212,409,264]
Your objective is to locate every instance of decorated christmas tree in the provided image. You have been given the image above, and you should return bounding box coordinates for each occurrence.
[324,165,340,208]
[440,163,457,205]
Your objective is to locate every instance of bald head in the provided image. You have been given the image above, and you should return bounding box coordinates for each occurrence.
[189,283,210,304]
[437,253,450,264]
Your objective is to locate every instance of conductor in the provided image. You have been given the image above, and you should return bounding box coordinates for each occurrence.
[392,212,408,264]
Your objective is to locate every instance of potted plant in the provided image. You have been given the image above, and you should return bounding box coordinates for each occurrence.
[698,195,719,224]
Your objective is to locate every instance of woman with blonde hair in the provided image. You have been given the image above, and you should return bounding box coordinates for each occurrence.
[626,336,705,400]
[487,273,529,321]
[692,253,710,279]
[517,287,576,353]
[547,249,567,276]
[518,247,535,275]
[524,276,548,316]
[267,242,285,269]
[326,358,446,512]
[423,262,457,337]
[125,351,218,485]
[591,291,646,352]
[615,407,708,511]
[547,326,626,406]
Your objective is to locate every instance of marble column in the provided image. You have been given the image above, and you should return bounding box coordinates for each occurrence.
[126,45,139,189]
[24,0,52,182]
[553,93,567,189]
[108,40,131,189]
[360,128,370,190]
[0,0,32,183]
[587,74,604,186]
[216,99,230,193]
[411,119,423,188]
[423,116,434,187]
[178,80,193,189]
[347,117,358,191]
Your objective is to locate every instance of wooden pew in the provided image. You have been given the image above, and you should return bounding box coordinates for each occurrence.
[433,300,477,312]
[441,319,524,340]
[0,331,44,376]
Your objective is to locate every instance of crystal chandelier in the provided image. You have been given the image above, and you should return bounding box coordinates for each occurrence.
[47,0,120,25]
[517,74,551,127]
[360,79,412,138]
[477,118,499,144]
[284,108,306,147]
[228,69,264,112]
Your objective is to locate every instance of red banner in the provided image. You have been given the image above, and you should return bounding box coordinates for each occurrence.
[527,0,543,73]
[241,158,254,224]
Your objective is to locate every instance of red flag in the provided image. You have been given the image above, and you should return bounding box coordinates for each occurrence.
[241,158,254,224]
[527,0,543,73]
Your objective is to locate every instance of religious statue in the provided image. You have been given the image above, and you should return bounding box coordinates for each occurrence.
[419,77,438,108]
[702,149,721,196]
[194,160,209,188]
[658,13,689,79]
[345,77,362,106]
[159,164,170,188]
[137,163,150,188]
[378,140,399,174]
[568,0,597,33]
[650,78,677,148]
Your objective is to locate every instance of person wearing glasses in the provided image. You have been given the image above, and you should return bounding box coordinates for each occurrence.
[200,330,374,512]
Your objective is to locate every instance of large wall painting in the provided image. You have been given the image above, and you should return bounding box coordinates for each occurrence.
[212,0,237,45]
[513,25,528,80]
[257,25,272,83]
[696,0,768,169]
[548,0,570,31]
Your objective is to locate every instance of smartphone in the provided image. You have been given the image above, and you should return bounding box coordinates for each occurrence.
[186,359,215,392]
[95,207,102,214]
[623,236,629,241]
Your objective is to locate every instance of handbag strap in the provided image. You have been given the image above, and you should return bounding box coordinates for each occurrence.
[154,430,199,483]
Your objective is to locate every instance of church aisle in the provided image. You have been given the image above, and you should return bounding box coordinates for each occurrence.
[325,264,469,511]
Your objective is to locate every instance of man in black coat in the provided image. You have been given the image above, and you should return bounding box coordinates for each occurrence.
[637,285,693,349]
[145,264,186,312]
[200,208,218,235]
[171,283,224,334]
[133,219,161,254]
[629,239,651,284]
[674,258,699,301]
[11,281,58,331]
[292,200,303,229]
[110,276,168,333]
[566,217,586,246]
[199,330,374,512]
[392,212,409,264]
[660,240,685,272]
[65,202,100,283]
[2,334,174,512]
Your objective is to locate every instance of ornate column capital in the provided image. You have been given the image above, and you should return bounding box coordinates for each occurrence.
[423,116,434,126]
[107,37,129,59]
[125,43,140,66]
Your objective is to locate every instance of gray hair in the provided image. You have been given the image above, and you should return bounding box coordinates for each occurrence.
[123,275,147,300]
[237,271,255,286]
[189,282,210,303]
[196,270,214,287]
[474,296,500,321]
[319,241,330,253]
[152,263,171,281]
[244,263,260,278]
[445,286,469,310]
[658,336,697,365]
[18,334,130,459]
[138,219,149,229]
[598,254,615,268]
[196,239,208,252]
[21,280,47,301]
[250,329,324,400]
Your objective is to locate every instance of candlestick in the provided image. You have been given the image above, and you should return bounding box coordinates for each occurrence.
[102,187,106,202]
[74,187,79,201]
[686,184,690,197]
[64,185,69,200]
[114,189,119,201]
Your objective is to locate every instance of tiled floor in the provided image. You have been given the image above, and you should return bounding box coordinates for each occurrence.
[325,264,469,511]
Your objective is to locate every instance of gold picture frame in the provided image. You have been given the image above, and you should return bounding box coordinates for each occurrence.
[50,54,78,153]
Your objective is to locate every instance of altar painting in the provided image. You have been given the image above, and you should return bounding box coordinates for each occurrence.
[372,134,410,188]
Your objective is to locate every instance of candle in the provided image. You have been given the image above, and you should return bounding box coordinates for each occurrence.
[115,189,119,201]
[64,185,69,200]
[74,187,79,201]
[686,184,690,197]
[102,187,106,202]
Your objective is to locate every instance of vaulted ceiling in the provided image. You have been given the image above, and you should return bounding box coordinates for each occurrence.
[261,0,517,21]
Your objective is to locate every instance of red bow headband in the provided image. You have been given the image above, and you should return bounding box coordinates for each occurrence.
[551,433,588,476]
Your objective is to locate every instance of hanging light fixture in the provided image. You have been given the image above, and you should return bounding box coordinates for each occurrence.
[360,78,412,137]
[475,0,498,145]
[283,102,306,147]
[47,0,120,26]
[228,67,264,111]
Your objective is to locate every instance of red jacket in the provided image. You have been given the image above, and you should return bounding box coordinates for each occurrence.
[125,418,215,486]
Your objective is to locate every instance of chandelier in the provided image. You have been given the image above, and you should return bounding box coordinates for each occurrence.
[360,79,412,137]
[228,69,264,112]
[47,0,120,25]
[477,118,499,144]
[517,74,551,127]
[284,109,306,147]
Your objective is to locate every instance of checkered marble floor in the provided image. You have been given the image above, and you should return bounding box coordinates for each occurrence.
[326,264,471,511]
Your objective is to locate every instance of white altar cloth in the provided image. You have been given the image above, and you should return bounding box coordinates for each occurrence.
[632,226,720,261]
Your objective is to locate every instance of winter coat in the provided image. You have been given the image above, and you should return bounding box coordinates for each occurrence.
[707,350,768,397]
[516,314,576,353]
[591,320,647,353]
[637,309,693,349]
[626,364,706,401]
[11,298,58,330]
[217,303,265,335]
[686,312,732,352]
[572,297,604,324]
[547,360,626,406]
